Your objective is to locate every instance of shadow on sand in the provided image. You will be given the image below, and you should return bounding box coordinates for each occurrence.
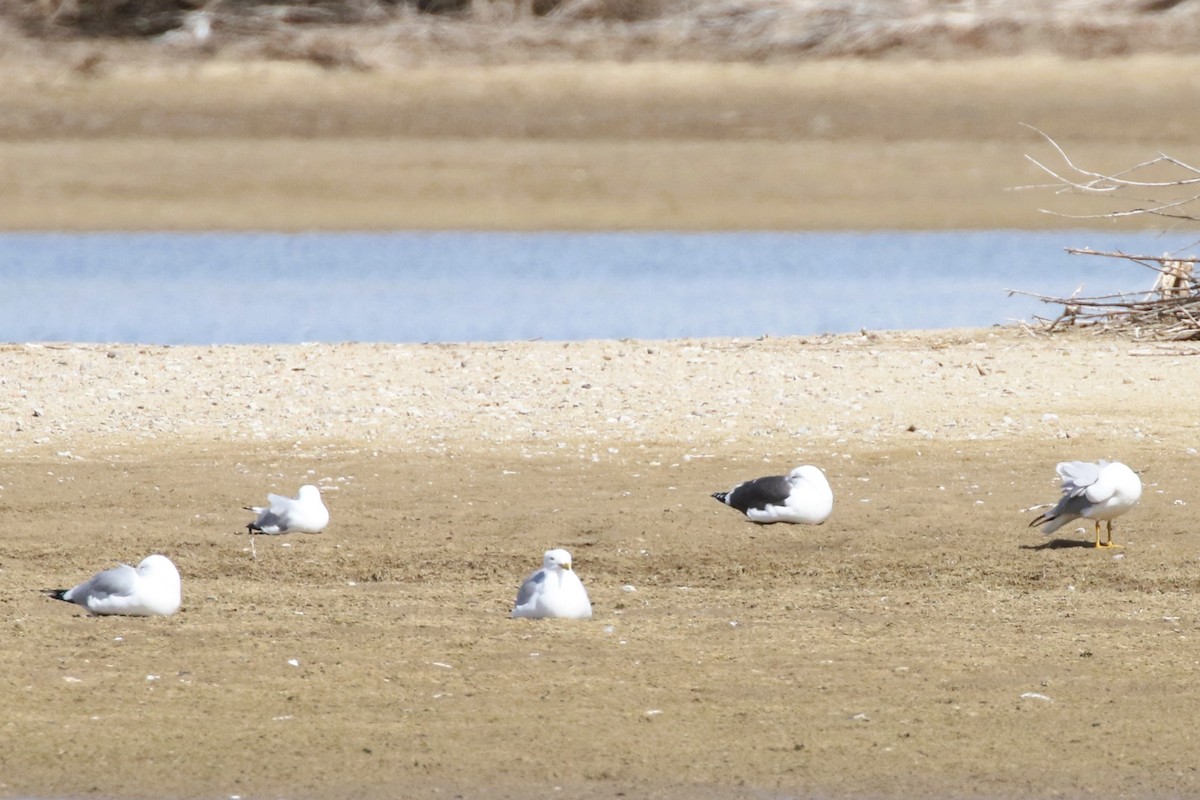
[1020,538,1103,551]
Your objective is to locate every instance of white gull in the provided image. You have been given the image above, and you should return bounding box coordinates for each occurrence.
[512,548,593,620]
[50,554,182,616]
[245,484,329,534]
[1029,460,1142,548]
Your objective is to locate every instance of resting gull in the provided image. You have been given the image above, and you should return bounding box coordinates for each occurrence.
[1029,460,1142,548]
[49,554,182,616]
[245,484,329,535]
[512,548,593,620]
[711,465,834,524]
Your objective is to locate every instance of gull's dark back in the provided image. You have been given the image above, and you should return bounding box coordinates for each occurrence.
[713,474,791,513]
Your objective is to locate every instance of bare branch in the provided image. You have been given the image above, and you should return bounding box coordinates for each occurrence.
[1016,131,1200,341]
[1019,250,1200,339]
[1064,248,1199,268]
[1022,124,1200,191]
[1019,125,1200,233]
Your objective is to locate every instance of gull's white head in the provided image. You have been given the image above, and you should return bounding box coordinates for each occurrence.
[136,554,182,614]
[543,548,573,572]
[298,485,322,502]
[789,465,829,485]
[137,554,180,582]
[1107,461,1143,504]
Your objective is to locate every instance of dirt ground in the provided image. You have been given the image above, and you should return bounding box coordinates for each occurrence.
[3,330,1200,799]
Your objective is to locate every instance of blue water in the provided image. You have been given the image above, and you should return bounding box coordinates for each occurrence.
[3,230,1194,344]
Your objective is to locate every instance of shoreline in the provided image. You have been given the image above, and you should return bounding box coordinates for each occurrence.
[2,325,1186,454]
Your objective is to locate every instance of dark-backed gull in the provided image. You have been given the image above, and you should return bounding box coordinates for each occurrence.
[711,465,833,525]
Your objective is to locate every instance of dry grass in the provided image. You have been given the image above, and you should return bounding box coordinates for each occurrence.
[5,0,1200,62]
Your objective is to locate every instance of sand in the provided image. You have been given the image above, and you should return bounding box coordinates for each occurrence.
[4,329,1200,799]
[5,55,1200,230]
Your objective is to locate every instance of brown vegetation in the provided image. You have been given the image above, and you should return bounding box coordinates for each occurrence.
[5,0,1200,63]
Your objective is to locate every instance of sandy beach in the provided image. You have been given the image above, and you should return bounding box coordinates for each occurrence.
[4,329,1200,799]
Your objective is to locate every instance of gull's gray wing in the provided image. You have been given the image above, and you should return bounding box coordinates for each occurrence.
[1047,490,1095,522]
[65,563,138,603]
[514,569,546,608]
[265,494,297,528]
[267,493,296,513]
[1031,461,1106,533]
[254,508,290,531]
[249,494,297,533]
[1057,461,1104,497]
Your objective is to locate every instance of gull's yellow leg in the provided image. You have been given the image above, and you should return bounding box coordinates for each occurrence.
[1096,520,1122,548]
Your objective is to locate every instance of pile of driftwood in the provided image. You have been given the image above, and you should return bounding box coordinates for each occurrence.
[1015,249,1200,339]
[1017,127,1200,340]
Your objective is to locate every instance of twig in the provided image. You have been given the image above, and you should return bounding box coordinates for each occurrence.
[1020,124,1200,226]
[1016,130,1200,341]
[1022,124,1200,191]
[1064,248,1199,265]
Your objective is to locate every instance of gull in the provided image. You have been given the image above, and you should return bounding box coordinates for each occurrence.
[1029,460,1142,548]
[711,465,833,524]
[512,548,593,620]
[49,554,181,616]
[245,484,329,534]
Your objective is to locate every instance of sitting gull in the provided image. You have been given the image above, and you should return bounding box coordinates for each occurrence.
[49,554,182,616]
[711,465,834,524]
[512,548,593,620]
[1029,460,1142,548]
[245,484,329,534]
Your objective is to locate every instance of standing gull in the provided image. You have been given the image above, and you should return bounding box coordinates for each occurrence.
[245,484,330,534]
[711,465,834,524]
[1029,460,1142,548]
[49,554,182,616]
[512,548,593,620]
